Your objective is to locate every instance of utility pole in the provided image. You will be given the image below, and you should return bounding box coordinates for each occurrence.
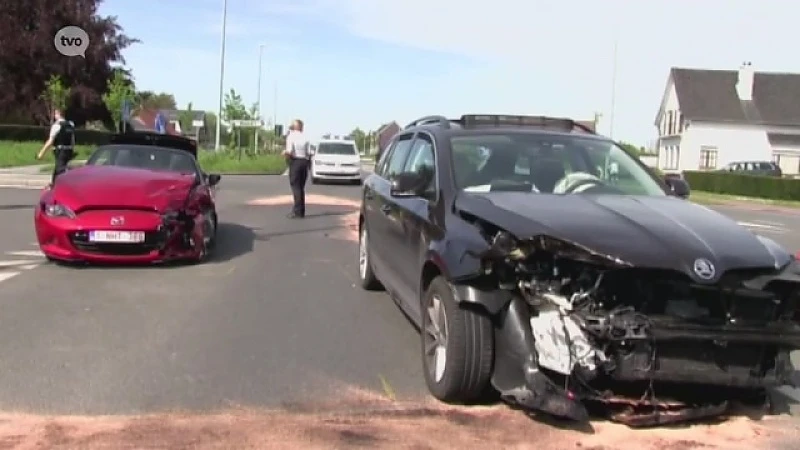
[214,0,228,151]
[255,44,265,153]
[609,38,618,139]
[272,81,277,134]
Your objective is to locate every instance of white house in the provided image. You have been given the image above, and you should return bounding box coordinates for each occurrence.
[654,63,800,175]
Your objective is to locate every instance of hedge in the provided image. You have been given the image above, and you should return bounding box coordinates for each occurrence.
[0,124,112,145]
[683,170,800,201]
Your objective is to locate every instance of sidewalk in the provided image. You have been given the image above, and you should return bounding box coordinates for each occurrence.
[0,164,50,189]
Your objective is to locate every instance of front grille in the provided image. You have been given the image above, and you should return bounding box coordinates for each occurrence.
[69,229,167,255]
[606,268,788,326]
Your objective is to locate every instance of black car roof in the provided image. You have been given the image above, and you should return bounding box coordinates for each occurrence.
[108,132,198,157]
[401,114,609,142]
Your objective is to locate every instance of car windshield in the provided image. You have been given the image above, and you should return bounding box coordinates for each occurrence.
[86,145,197,175]
[316,142,357,155]
[450,133,666,196]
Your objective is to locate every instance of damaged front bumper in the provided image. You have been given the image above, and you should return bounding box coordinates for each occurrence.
[449,233,800,427]
[483,290,800,426]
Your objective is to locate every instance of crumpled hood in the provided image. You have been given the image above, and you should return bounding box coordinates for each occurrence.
[455,192,789,282]
[52,165,195,212]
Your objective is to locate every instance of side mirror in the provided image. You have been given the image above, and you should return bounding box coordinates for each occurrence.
[208,174,222,186]
[664,177,690,199]
[390,171,424,197]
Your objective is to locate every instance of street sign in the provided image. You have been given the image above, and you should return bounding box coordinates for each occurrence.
[155,111,167,134]
[230,119,263,127]
[191,119,204,127]
[121,99,131,121]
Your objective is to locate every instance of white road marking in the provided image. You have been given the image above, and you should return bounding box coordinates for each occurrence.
[6,250,45,258]
[0,272,19,283]
[0,248,47,285]
[737,221,788,233]
[754,219,785,227]
[0,260,40,268]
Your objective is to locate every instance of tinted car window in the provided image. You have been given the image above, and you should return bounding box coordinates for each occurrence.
[316,142,357,155]
[383,136,414,180]
[403,134,436,193]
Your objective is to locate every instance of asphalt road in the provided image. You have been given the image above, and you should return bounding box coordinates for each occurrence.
[0,177,423,414]
[0,179,798,416]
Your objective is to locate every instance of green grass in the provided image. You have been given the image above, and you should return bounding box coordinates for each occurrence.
[39,150,287,175]
[198,151,286,174]
[0,140,94,168]
[689,190,800,209]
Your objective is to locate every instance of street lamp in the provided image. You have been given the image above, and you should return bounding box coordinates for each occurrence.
[255,44,265,153]
[214,0,228,151]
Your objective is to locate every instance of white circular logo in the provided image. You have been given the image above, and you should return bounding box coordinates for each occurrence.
[54,26,90,58]
[693,258,716,280]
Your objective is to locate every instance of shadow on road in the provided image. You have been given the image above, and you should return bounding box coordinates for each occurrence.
[209,222,259,263]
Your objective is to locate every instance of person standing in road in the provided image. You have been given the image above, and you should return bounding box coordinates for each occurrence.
[283,119,313,218]
[36,108,76,186]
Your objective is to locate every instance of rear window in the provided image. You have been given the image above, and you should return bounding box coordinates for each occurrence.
[316,142,357,155]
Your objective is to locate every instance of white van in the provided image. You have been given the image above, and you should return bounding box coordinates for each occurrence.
[310,139,362,184]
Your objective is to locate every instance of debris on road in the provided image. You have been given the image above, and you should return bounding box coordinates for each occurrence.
[0,398,796,449]
[247,193,360,242]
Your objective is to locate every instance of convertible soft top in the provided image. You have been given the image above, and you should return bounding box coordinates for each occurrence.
[108,132,198,158]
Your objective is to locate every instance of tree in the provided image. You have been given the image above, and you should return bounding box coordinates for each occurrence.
[101,69,135,131]
[179,102,194,135]
[349,128,367,153]
[40,74,71,117]
[222,89,248,121]
[137,91,177,110]
[618,141,647,156]
[0,0,138,124]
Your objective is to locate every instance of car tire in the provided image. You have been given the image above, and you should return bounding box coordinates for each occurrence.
[421,276,494,403]
[358,225,383,291]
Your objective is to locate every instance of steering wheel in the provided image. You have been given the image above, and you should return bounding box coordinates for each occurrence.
[555,172,604,194]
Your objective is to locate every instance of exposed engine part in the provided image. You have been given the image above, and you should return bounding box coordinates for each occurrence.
[467,227,800,426]
[528,295,608,378]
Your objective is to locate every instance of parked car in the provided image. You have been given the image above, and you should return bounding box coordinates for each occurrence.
[357,114,800,427]
[310,138,362,185]
[35,132,221,264]
[720,160,782,177]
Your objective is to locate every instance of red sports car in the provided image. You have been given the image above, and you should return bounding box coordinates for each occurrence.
[35,132,221,264]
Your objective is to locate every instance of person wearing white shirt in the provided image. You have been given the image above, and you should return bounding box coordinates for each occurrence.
[283,119,313,218]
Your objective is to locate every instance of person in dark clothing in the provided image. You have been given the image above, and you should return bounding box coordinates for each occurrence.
[36,108,76,185]
[282,119,312,218]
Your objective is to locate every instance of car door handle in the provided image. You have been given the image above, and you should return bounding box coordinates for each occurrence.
[380,204,391,215]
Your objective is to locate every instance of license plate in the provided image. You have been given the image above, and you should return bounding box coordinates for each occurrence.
[89,230,145,243]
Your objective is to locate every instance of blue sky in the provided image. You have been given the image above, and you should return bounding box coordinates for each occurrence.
[99,0,799,144]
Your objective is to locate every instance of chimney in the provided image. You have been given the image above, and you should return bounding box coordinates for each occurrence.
[736,61,754,101]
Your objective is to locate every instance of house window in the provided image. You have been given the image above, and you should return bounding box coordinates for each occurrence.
[699,146,718,170]
[678,113,684,133]
[667,111,674,135]
[663,145,679,170]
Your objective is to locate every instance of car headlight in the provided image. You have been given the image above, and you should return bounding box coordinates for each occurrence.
[43,203,75,218]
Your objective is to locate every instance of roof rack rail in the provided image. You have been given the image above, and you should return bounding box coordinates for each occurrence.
[404,115,451,130]
[458,114,596,134]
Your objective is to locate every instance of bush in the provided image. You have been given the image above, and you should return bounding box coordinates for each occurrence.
[0,124,111,145]
[683,170,800,200]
